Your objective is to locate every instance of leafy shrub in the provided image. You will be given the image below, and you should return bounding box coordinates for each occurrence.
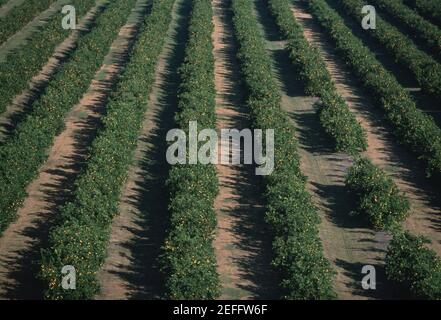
[161,0,220,300]
[0,0,135,235]
[370,0,441,58]
[0,0,56,45]
[39,0,175,299]
[345,157,410,230]
[232,0,335,299]
[0,0,97,116]
[267,0,367,154]
[386,231,441,299]
[337,0,441,99]
[306,0,441,180]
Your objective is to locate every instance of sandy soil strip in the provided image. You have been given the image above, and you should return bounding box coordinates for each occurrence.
[212,0,280,300]
[252,0,391,299]
[0,0,109,143]
[291,0,441,291]
[96,0,186,300]
[0,0,146,300]
[323,0,441,126]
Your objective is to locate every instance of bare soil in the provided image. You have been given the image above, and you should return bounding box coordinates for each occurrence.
[212,0,280,300]
[96,0,188,300]
[0,0,147,299]
[252,0,394,299]
[0,0,109,143]
[324,0,441,126]
[290,0,441,296]
[292,0,441,251]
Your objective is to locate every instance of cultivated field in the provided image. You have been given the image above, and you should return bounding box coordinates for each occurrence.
[0,0,440,300]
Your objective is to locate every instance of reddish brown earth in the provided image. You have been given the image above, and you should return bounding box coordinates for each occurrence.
[0,0,108,142]
[0,0,146,299]
[212,0,280,300]
[287,0,440,298]
[252,0,393,299]
[291,0,440,253]
[323,0,441,124]
[96,0,187,300]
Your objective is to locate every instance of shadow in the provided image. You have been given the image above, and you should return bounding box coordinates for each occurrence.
[270,48,307,97]
[0,0,60,55]
[252,0,282,43]
[0,1,151,300]
[367,1,441,64]
[324,0,441,127]
[291,0,441,297]
[287,105,335,154]
[253,0,336,154]
[0,0,54,45]
[212,0,282,299]
[310,182,364,229]
[252,0,290,57]
[253,0,421,300]
[295,0,441,213]
[334,259,396,299]
[0,1,111,144]
[101,0,191,299]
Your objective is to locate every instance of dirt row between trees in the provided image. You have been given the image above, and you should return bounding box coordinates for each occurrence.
[252,0,392,299]
[0,0,149,299]
[289,0,440,298]
[324,0,441,126]
[97,0,283,299]
[0,0,108,143]
[212,0,280,300]
[291,0,441,252]
[96,0,188,300]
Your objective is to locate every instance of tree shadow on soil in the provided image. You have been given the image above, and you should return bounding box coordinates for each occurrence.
[0,1,151,300]
[324,0,441,127]
[0,1,113,144]
[102,0,191,299]
[334,259,401,299]
[213,0,282,299]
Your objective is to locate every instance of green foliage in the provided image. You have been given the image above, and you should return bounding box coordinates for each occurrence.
[403,0,441,28]
[39,0,176,299]
[306,0,441,179]
[337,0,441,99]
[386,231,441,299]
[161,0,220,300]
[232,0,335,299]
[267,0,366,154]
[345,158,410,230]
[0,0,97,116]
[0,0,135,235]
[0,0,56,45]
[371,0,441,59]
